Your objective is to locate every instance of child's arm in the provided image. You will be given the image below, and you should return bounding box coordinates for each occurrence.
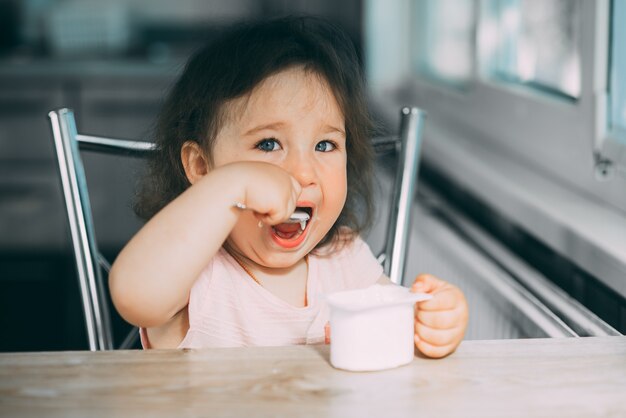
[109,161,301,328]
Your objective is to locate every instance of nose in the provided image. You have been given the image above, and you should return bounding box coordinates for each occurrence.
[283,147,318,187]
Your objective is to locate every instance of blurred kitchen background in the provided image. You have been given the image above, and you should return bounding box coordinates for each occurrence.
[1,0,625,352]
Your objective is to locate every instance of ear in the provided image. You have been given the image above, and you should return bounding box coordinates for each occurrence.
[181,141,210,185]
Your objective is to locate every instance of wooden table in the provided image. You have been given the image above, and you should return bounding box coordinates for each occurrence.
[1,336,625,417]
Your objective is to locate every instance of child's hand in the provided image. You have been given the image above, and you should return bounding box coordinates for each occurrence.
[225,161,302,225]
[411,274,468,358]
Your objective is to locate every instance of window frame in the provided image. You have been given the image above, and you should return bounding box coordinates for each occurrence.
[595,0,626,176]
[396,0,626,213]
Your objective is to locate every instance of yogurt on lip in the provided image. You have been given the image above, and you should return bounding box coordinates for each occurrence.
[326,284,432,372]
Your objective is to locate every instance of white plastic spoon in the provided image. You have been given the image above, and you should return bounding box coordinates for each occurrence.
[234,203,310,229]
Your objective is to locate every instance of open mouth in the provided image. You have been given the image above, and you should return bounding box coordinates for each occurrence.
[270,205,313,248]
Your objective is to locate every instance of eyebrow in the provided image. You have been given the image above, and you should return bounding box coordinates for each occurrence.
[243,122,346,137]
[323,125,346,137]
[243,122,286,137]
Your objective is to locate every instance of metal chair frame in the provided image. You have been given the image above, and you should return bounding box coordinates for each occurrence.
[48,106,425,351]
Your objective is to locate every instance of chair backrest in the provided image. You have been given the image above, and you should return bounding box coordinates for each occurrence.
[48,106,425,351]
[380,107,426,284]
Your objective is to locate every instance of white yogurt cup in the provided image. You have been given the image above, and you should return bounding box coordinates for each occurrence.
[326,284,432,372]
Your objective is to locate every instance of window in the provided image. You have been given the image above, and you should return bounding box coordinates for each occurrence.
[413,0,475,85]
[480,0,582,99]
[365,0,475,88]
[366,0,625,202]
[364,0,413,90]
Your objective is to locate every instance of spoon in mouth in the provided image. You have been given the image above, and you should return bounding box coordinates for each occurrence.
[286,210,311,230]
[234,202,310,227]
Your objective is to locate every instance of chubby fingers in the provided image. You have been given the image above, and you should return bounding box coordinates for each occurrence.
[414,311,467,358]
[259,177,302,225]
[411,274,469,358]
[417,306,465,329]
[414,337,460,359]
[417,286,461,311]
[411,274,457,310]
[415,320,462,345]
[411,274,446,295]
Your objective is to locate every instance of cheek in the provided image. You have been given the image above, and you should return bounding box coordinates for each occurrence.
[211,143,237,168]
[211,129,248,168]
[325,168,348,210]
[338,175,348,204]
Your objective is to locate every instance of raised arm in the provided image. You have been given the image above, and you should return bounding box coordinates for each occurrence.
[109,161,300,328]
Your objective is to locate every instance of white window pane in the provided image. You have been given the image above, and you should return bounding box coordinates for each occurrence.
[413,0,475,84]
[609,0,626,143]
[481,0,582,98]
[364,0,412,89]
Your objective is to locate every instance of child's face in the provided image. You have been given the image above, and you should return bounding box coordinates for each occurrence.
[213,67,347,268]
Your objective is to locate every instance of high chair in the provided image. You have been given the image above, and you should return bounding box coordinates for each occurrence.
[48,106,425,351]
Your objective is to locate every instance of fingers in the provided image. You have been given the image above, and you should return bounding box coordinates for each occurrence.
[259,200,297,225]
[415,318,465,359]
[417,307,463,329]
[411,274,469,358]
[415,321,463,347]
[260,186,299,224]
[417,287,460,311]
[411,275,464,312]
[240,162,302,225]
[414,336,459,359]
[268,176,299,223]
[411,274,446,294]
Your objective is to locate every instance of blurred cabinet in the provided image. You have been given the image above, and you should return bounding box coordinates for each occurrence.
[0,82,66,160]
[0,82,68,251]
[0,66,174,252]
[79,79,167,248]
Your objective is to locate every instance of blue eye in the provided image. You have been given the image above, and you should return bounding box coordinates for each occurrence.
[256,138,280,152]
[315,140,336,152]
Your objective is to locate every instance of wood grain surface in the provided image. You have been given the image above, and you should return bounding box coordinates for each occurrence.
[1,336,625,417]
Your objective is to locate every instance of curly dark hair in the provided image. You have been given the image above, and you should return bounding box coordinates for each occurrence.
[135,16,375,249]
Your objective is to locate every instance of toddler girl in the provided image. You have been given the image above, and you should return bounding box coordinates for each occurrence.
[110,17,468,358]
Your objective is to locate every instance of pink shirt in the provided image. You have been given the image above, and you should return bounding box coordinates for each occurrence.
[141,236,382,348]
